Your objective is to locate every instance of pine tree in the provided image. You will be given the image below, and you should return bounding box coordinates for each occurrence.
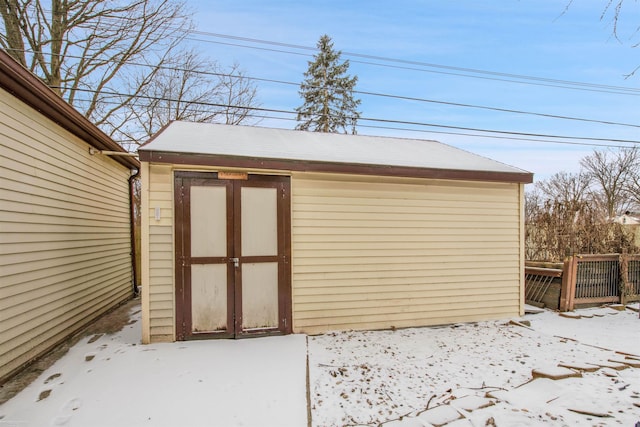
[295,35,361,134]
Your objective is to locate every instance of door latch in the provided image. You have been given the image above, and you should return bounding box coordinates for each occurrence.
[230,257,240,268]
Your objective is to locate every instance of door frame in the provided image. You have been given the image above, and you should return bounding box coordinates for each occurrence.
[174,171,292,340]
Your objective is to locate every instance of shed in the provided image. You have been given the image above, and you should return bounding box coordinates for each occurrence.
[138,121,533,343]
[0,50,139,381]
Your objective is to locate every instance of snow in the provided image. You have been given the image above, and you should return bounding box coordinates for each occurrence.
[1,305,639,427]
[0,309,307,427]
[139,121,529,174]
[308,307,640,426]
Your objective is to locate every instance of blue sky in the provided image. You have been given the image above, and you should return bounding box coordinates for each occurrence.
[186,1,639,182]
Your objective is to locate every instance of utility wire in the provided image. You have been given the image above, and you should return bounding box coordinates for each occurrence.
[27,9,639,94]
[184,32,640,95]
[16,47,640,129]
[65,86,640,147]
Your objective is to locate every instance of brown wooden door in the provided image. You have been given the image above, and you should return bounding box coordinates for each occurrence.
[175,172,291,340]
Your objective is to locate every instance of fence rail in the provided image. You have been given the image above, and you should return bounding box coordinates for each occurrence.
[525,267,562,307]
[526,253,640,311]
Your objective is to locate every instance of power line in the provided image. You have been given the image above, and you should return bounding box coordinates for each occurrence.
[21,11,640,95]
[66,86,640,148]
[16,47,639,129]
[185,32,640,96]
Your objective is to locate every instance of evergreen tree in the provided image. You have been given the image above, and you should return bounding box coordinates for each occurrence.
[295,35,361,134]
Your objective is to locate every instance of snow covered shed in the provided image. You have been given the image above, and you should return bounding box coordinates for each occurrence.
[138,121,533,343]
[0,50,139,382]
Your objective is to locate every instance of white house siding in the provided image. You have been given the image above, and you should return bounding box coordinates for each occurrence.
[0,88,132,380]
[291,173,523,334]
[141,164,175,343]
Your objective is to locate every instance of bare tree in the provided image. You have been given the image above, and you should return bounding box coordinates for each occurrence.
[526,148,640,261]
[580,148,638,219]
[113,53,259,149]
[563,1,639,76]
[536,171,591,209]
[0,1,191,132]
[1,1,261,148]
[218,63,259,125]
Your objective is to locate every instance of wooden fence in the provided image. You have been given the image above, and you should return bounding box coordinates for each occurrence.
[525,254,640,311]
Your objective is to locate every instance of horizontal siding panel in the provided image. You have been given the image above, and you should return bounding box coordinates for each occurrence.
[0,100,129,182]
[150,300,173,310]
[295,302,519,327]
[293,210,517,222]
[0,236,128,255]
[149,309,174,324]
[291,173,521,334]
[1,255,130,300]
[293,256,517,268]
[149,326,174,336]
[293,276,518,294]
[0,223,129,235]
[1,193,127,222]
[295,286,519,305]
[292,250,519,261]
[150,184,173,196]
[1,247,130,277]
[293,227,517,237]
[292,218,517,230]
[150,290,174,302]
[0,241,129,266]
[0,232,126,245]
[0,138,128,204]
[0,87,133,380]
[0,210,128,228]
[297,307,519,334]
[294,292,518,319]
[294,196,517,210]
[1,269,130,333]
[0,284,129,362]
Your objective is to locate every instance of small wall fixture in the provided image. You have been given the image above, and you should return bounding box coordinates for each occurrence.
[154,207,161,221]
[89,147,138,157]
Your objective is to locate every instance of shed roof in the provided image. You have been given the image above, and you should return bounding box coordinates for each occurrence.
[0,49,139,170]
[139,121,532,183]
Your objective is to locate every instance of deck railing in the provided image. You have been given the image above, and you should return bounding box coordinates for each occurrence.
[525,254,640,311]
[524,267,562,307]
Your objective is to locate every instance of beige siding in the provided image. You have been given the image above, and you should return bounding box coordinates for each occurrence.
[291,173,522,334]
[140,166,524,341]
[0,88,132,380]
[141,164,175,343]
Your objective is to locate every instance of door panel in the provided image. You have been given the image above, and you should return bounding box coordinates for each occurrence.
[175,172,291,340]
[190,186,227,257]
[241,187,278,257]
[241,262,279,330]
[191,264,227,332]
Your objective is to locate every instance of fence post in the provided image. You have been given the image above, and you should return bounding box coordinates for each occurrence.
[619,251,629,306]
[559,256,576,311]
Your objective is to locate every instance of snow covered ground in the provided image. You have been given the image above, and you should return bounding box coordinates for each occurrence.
[309,305,640,426]
[0,304,638,427]
[0,307,308,427]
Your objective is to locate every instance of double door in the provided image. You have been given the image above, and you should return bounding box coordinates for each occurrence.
[175,172,291,339]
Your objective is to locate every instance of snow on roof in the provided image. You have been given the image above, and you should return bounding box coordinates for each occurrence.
[139,121,531,178]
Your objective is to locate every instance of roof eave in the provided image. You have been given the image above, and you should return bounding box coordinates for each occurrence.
[0,50,139,170]
[138,150,534,184]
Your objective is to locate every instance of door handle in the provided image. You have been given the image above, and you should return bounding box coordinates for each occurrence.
[230,257,240,268]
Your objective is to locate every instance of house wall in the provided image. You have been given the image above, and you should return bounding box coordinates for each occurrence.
[141,164,524,341]
[291,173,523,334]
[0,87,133,381]
[141,163,175,343]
